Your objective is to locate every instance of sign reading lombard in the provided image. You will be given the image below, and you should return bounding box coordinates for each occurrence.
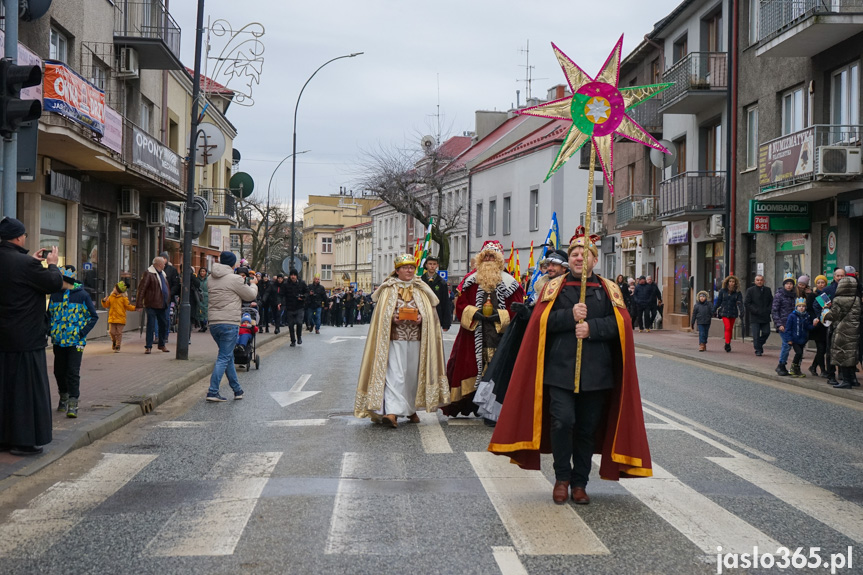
[748,200,811,233]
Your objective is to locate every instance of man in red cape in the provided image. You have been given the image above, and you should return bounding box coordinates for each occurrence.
[443,240,525,416]
[488,227,651,504]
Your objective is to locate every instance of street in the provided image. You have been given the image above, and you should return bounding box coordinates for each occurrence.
[0,326,861,575]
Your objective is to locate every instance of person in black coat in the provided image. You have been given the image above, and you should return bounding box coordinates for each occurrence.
[632,276,661,331]
[421,256,453,331]
[306,276,327,334]
[267,275,287,333]
[743,274,773,356]
[257,274,271,332]
[0,217,64,455]
[283,269,307,345]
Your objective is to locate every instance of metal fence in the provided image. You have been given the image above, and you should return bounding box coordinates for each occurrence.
[115,1,181,61]
[616,195,659,227]
[198,188,237,220]
[759,0,863,42]
[661,52,728,108]
[627,97,663,133]
[658,171,726,218]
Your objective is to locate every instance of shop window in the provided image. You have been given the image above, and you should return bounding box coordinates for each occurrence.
[80,209,106,303]
[781,87,804,135]
[40,200,67,268]
[120,222,139,299]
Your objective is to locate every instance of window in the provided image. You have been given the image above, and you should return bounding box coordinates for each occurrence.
[91,63,107,91]
[651,59,661,84]
[475,202,483,237]
[140,98,153,134]
[832,63,860,128]
[705,121,722,172]
[749,0,760,45]
[322,237,332,253]
[704,12,723,52]
[627,165,636,197]
[321,264,332,281]
[673,35,688,64]
[503,195,511,235]
[529,188,539,231]
[782,87,804,135]
[673,136,687,176]
[50,28,69,63]
[746,106,759,169]
[488,199,497,235]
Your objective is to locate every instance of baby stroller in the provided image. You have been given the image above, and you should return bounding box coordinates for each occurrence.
[234,305,260,371]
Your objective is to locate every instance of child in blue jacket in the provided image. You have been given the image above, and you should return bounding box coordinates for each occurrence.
[783,297,814,377]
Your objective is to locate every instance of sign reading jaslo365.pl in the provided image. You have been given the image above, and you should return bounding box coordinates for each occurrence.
[748,200,811,233]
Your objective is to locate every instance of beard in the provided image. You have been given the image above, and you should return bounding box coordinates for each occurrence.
[476,260,503,293]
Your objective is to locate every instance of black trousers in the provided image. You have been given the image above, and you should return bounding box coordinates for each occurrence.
[547,386,611,487]
[286,309,304,342]
[53,345,83,399]
[791,342,805,365]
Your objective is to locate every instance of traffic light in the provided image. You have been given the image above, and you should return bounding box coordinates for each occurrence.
[0,58,42,140]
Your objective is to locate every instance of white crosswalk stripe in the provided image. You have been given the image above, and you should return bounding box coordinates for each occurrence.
[0,453,156,558]
[145,452,281,556]
[417,411,453,453]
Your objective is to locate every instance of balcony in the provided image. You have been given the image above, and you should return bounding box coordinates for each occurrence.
[199,188,238,225]
[757,124,863,201]
[114,1,182,70]
[625,97,664,134]
[758,0,863,57]
[615,195,662,231]
[578,144,602,170]
[659,52,727,115]
[579,212,605,236]
[658,171,726,221]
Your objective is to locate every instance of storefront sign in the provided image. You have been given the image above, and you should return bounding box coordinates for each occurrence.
[776,233,807,252]
[165,203,181,241]
[41,200,66,232]
[825,226,838,281]
[748,200,811,233]
[758,127,814,186]
[43,61,105,136]
[102,106,123,154]
[131,126,181,187]
[666,223,689,245]
[48,171,81,203]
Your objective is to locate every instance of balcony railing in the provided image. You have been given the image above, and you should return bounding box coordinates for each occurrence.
[616,195,659,228]
[114,1,181,63]
[660,52,728,112]
[760,0,863,42]
[658,171,726,220]
[626,98,663,133]
[759,124,863,193]
[199,188,237,222]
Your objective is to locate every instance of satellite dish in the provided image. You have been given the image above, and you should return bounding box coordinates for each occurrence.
[650,139,677,169]
[192,194,209,216]
[232,148,241,165]
[420,135,436,155]
[195,123,227,165]
[229,172,255,198]
[20,0,53,21]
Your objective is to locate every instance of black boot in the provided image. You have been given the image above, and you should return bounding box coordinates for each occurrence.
[775,363,789,376]
[834,369,854,389]
[724,343,731,352]
[808,364,819,377]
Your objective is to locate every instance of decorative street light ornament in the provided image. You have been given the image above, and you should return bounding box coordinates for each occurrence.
[205,19,265,107]
[515,36,672,195]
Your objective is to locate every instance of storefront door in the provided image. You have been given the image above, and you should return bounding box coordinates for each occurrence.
[80,209,106,303]
[700,241,725,299]
[775,233,806,288]
[673,244,691,315]
[120,222,140,299]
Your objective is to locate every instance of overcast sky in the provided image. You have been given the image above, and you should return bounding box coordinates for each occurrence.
[171,0,682,212]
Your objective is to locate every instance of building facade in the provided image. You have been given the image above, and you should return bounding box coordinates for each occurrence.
[334,221,373,292]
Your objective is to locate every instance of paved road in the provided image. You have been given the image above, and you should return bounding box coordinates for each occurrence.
[0,325,861,575]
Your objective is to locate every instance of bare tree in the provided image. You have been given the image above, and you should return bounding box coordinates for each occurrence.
[234,195,302,273]
[358,138,466,270]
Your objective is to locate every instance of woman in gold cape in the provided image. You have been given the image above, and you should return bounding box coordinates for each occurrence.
[354,255,450,426]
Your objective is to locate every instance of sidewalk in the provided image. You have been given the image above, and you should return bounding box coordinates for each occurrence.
[0,326,289,488]
[633,328,863,403]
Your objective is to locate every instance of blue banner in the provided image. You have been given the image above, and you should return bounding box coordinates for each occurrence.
[526,212,560,300]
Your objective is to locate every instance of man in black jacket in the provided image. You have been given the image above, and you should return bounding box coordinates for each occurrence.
[421,256,452,331]
[744,274,773,356]
[258,274,272,332]
[267,274,287,333]
[306,275,327,334]
[283,269,307,346]
[0,217,64,455]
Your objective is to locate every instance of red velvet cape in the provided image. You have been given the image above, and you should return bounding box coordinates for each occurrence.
[487,275,652,480]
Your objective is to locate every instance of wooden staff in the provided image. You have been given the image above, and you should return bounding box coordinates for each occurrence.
[574,143,597,391]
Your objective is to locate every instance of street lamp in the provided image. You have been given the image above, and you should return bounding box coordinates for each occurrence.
[265,149,308,274]
[289,52,363,273]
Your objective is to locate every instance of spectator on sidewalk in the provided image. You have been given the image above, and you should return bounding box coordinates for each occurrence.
[49,266,98,418]
[715,275,743,353]
[814,267,845,385]
[633,276,661,332]
[691,290,714,352]
[101,279,136,352]
[159,251,181,302]
[197,267,209,332]
[0,217,63,456]
[206,251,258,402]
[744,274,773,357]
[823,275,861,389]
[808,274,829,376]
[267,274,286,333]
[783,297,814,377]
[616,274,632,317]
[772,273,798,376]
[284,269,307,346]
[257,273,272,332]
[136,256,171,354]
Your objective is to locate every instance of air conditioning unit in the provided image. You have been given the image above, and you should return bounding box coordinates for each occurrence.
[632,200,644,217]
[199,189,213,208]
[709,214,724,236]
[119,188,140,218]
[147,201,165,227]
[817,145,862,177]
[642,197,655,216]
[118,47,139,78]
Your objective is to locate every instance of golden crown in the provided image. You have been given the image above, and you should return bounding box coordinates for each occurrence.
[394,254,417,269]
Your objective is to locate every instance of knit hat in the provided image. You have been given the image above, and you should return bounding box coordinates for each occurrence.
[783,272,795,284]
[795,297,806,307]
[815,274,828,285]
[116,280,129,293]
[845,265,857,276]
[219,251,237,267]
[241,313,252,323]
[0,216,25,240]
[797,275,810,286]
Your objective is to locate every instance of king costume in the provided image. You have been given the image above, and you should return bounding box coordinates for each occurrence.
[443,240,525,417]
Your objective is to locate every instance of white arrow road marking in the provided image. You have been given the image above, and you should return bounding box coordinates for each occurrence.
[492,546,529,575]
[290,374,312,392]
[709,456,863,544]
[146,452,281,556]
[326,336,368,344]
[0,453,157,557]
[467,452,609,556]
[264,419,328,427]
[270,374,320,407]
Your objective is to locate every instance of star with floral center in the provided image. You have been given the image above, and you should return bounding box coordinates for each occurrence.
[514,36,673,193]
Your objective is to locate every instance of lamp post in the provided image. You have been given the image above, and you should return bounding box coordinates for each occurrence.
[265,149,308,274]
[290,52,363,272]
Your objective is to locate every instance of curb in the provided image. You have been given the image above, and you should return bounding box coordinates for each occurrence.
[635,342,863,404]
[5,332,289,485]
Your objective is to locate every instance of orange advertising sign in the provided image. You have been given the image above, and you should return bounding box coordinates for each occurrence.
[43,60,105,135]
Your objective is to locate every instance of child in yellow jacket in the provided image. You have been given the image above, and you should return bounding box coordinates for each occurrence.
[101,280,136,352]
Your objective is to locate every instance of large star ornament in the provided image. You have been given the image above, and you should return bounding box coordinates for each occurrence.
[516,37,672,194]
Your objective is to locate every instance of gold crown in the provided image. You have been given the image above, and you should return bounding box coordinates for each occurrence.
[394,254,417,269]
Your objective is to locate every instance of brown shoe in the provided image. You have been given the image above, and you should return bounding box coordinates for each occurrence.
[407,413,420,423]
[382,414,398,428]
[159,346,170,353]
[699,343,706,352]
[145,348,152,354]
[552,480,569,504]
[571,486,590,505]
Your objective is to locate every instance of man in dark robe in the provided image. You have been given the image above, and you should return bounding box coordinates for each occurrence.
[0,217,64,455]
[489,227,652,504]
